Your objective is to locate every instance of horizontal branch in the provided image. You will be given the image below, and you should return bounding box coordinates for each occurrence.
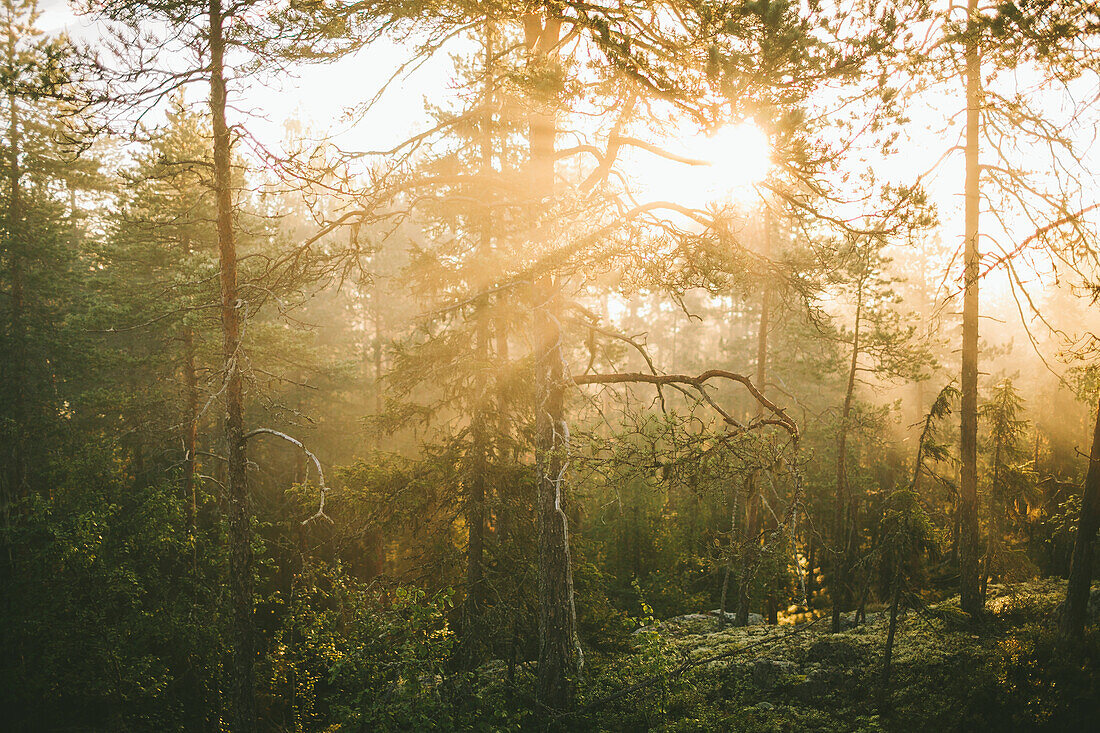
[572,370,797,437]
[982,201,1100,277]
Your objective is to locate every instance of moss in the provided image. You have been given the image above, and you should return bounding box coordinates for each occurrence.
[581,580,1100,733]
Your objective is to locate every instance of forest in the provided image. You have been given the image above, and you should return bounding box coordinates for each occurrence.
[3,0,1100,730]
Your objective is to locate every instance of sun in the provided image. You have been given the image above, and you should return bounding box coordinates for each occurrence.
[695,121,772,193]
[625,119,772,210]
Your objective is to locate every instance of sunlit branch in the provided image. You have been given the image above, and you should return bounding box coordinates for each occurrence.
[981,202,1100,277]
[572,370,797,439]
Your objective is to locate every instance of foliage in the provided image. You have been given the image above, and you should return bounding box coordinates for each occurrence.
[0,452,226,731]
[3,0,1100,729]
[265,564,456,732]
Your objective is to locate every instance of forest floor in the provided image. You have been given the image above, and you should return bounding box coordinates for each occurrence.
[565,580,1100,732]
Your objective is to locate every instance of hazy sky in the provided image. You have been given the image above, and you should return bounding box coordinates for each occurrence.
[36,0,1100,347]
[38,0,442,153]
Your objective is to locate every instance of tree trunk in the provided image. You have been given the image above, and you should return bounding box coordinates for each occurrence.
[959,0,983,618]
[736,481,760,626]
[461,22,495,669]
[208,2,255,729]
[1060,397,1100,640]
[880,584,902,704]
[718,478,742,629]
[182,235,199,571]
[833,276,863,633]
[805,538,817,601]
[526,11,579,713]
[736,208,772,627]
[464,395,488,666]
[373,310,383,415]
[5,83,25,505]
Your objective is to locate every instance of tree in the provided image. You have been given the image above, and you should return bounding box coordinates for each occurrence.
[1061,395,1100,640]
[909,0,1100,618]
[979,378,1036,597]
[320,0,923,711]
[88,0,390,725]
[826,207,934,632]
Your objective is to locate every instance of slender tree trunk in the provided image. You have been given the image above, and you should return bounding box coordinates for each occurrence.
[373,310,383,415]
[959,0,983,618]
[526,11,579,713]
[718,478,742,629]
[805,538,817,601]
[833,276,863,633]
[718,560,733,628]
[184,322,199,567]
[461,23,496,669]
[985,437,1003,603]
[208,2,255,728]
[465,391,488,666]
[880,584,902,703]
[5,83,25,505]
[1060,397,1100,640]
[737,481,760,626]
[766,557,779,625]
[182,236,199,570]
[736,208,772,626]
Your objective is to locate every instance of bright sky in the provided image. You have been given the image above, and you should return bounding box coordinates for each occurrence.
[38,0,1100,350]
[39,0,441,153]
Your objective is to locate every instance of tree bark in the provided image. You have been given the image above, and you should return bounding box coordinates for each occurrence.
[208,1,255,728]
[1060,397,1100,640]
[736,482,760,626]
[959,0,983,618]
[805,538,817,601]
[880,584,902,705]
[526,11,580,713]
[718,478,742,629]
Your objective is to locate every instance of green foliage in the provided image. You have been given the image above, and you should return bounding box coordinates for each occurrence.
[980,379,1040,584]
[265,563,456,732]
[573,582,1099,733]
[0,452,226,731]
[3,0,1100,730]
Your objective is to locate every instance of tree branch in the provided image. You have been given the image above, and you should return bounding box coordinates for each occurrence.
[243,428,331,524]
[572,370,797,438]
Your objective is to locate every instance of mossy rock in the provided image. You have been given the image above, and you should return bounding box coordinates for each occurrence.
[803,635,866,666]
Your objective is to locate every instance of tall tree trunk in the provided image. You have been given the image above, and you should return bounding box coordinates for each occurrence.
[718,477,742,629]
[833,276,863,633]
[880,583,902,706]
[986,431,1004,602]
[183,325,199,571]
[959,0,983,618]
[1060,397,1100,640]
[208,2,255,728]
[736,207,772,627]
[182,237,199,571]
[5,81,25,505]
[526,11,579,713]
[464,389,488,666]
[736,484,760,626]
[461,22,496,669]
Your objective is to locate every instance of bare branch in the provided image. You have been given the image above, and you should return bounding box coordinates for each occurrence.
[243,428,331,524]
[572,370,797,438]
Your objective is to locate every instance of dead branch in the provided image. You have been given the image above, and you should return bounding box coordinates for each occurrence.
[243,428,331,524]
[572,370,797,438]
